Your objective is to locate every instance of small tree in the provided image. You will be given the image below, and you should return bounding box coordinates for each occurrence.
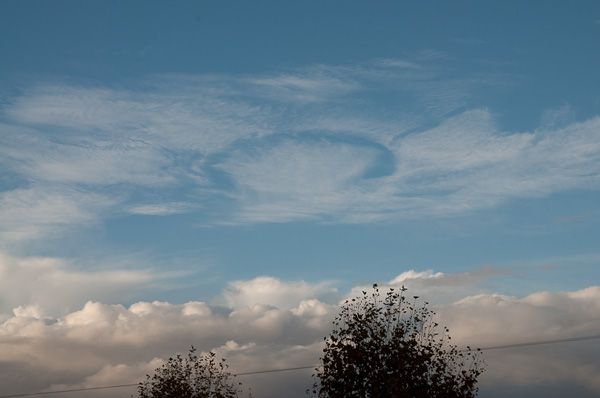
[137,347,246,398]
[309,285,485,398]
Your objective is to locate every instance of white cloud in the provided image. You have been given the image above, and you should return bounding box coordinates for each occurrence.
[390,269,444,284]
[248,69,361,103]
[1,131,175,186]
[540,103,576,128]
[1,61,600,241]
[221,276,339,309]
[348,266,507,304]
[374,58,421,69]
[386,112,600,216]
[127,201,199,216]
[0,186,116,243]
[216,109,600,224]
[220,140,378,195]
[4,83,271,154]
[0,251,157,316]
[217,139,381,222]
[439,287,600,396]
[1,275,599,397]
[0,286,337,397]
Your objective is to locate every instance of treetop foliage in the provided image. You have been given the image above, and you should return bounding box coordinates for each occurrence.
[309,284,485,398]
[136,347,247,398]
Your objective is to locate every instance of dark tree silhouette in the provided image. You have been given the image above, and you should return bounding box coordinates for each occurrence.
[309,285,485,398]
[136,347,246,398]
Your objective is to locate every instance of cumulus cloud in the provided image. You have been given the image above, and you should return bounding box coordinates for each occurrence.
[439,287,600,396]
[0,293,336,397]
[221,276,339,309]
[443,287,600,345]
[1,274,599,397]
[347,266,508,304]
[0,251,158,317]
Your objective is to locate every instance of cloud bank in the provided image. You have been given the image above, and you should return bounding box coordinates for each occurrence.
[0,251,158,317]
[1,262,599,397]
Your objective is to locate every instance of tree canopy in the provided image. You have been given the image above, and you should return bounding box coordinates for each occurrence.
[309,285,485,398]
[136,347,246,398]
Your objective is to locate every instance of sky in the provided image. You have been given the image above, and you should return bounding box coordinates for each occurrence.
[1,1,600,397]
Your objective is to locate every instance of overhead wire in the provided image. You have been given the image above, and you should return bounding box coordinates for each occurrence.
[2,333,599,398]
[460,333,600,352]
[236,365,317,376]
[0,384,139,398]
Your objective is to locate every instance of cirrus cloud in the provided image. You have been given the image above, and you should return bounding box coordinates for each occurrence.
[1,61,600,243]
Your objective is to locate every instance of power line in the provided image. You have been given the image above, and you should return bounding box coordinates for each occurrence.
[461,333,600,352]
[2,333,599,398]
[236,365,317,376]
[0,367,321,398]
[0,384,139,398]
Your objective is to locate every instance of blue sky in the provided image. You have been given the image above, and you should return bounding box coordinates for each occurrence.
[1,1,600,397]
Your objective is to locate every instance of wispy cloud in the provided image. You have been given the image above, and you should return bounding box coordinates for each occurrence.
[128,202,200,216]
[0,126,175,186]
[0,186,116,243]
[219,110,600,223]
[1,59,600,244]
[554,213,593,224]
[540,103,576,128]
[248,70,361,103]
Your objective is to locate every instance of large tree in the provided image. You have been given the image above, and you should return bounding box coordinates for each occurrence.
[137,347,246,398]
[309,285,485,398]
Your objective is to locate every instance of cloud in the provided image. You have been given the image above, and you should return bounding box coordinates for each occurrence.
[0,186,116,243]
[439,287,600,396]
[1,275,599,397]
[1,59,600,243]
[373,58,421,69]
[387,112,600,215]
[0,251,158,317]
[220,140,377,195]
[248,70,361,103]
[348,266,508,303]
[0,288,337,397]
[442,287,600,345]
[216,139,381,222]
[390,269,444,283]
[220,276,339,309]
[554,212,592,224]
[127,201,199,216]
[0,128,175,186]
[540,103,576,128]
[219,109,600,224]
[3,82,271,154]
